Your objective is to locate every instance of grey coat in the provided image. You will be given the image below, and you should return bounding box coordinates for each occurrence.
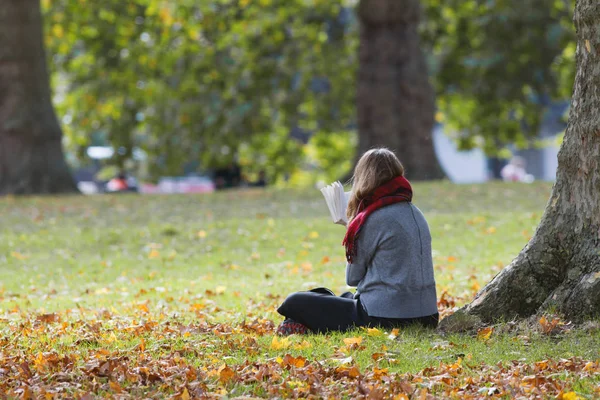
[345,202,438,319]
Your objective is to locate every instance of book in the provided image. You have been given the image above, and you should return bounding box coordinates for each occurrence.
[320,181,351,226]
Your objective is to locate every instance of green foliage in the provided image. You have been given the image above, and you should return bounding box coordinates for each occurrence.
[423,0,576,154]
[304,130,357,183]
[44,0,357,179]
[43,0,577,177]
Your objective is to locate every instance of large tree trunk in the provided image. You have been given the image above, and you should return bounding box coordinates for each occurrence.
[0,0,77,195]
[442,0,600,326]
[355,0,445,181]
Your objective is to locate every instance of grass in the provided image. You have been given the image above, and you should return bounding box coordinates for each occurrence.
[0,181,599,398]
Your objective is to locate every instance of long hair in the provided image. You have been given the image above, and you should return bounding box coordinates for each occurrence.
[346,148,405,221]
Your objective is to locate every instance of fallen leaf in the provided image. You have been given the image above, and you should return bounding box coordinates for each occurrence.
[282,354,306,368]
[215,286,226,295]
[366,327,382,336]
[148,249,160,259]
[388,328,400,340]
[10,251,29,260]
[218,364,235,384]
[270,336,291,350]
[477,327,493,341]
[109,381,123,393]
[180,388,191,400]
[343,336,363,346]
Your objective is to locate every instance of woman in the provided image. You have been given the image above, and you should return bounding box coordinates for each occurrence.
[276,148,438,335]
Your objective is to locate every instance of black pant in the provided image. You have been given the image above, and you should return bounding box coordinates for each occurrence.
[277,288,439,334]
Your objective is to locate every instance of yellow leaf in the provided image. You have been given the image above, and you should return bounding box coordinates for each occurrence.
[159,7,173,25]
[215,286,226,295]
[148,249,160,259]
[486,226,497,234]
[293,340,312,350]
[270,336,291,350]
[559,391,579,400]
[52,25,64,39]
[308,231,319,239]
[343,336,363,345]
[181,388,190,400]
[477,326,493,341]
[197,230,207,238]
[366,327,382,336]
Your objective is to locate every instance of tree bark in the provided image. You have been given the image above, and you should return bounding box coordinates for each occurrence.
[355,0,445,181]
[441,0,600,326]
[0,0,77,195]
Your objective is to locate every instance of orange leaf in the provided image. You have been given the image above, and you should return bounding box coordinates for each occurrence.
[388,328,400,340]
[218,364,235,384]
[282,354,306,368]
[343,336,363,346]
[11,251,29,260]
[348,366,361,378]
[109,381,123,393]
[148,249,160,259]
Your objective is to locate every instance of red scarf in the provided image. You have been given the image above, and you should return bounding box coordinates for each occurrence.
[342,176,413,263]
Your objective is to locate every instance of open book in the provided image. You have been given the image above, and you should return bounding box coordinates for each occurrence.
[320,181,351,226]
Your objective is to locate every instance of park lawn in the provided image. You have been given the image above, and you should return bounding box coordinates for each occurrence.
[0,181,598,398]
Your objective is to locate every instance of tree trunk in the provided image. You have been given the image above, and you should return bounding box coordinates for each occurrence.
[441,0,600,326]
[355,0,445,181]
[0,0,77,195]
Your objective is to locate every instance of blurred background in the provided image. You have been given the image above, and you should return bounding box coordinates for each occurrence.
[5,0,577,194]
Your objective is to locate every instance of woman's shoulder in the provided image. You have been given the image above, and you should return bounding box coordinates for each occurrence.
[367,202,429,228]
[365,203,413,226]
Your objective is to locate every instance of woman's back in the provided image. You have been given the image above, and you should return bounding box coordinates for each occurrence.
[346,202,437,319]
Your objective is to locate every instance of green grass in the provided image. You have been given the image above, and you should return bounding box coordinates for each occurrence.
[0,182,598,398]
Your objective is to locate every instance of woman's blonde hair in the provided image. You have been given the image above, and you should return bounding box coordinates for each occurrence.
[346,148,405,221]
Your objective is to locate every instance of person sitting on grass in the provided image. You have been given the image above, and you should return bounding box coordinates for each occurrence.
[276,148,439,335]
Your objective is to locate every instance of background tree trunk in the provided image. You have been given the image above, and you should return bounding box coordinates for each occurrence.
[441,0,600,326]
[355,0,445,181]
[0,0,77,195]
